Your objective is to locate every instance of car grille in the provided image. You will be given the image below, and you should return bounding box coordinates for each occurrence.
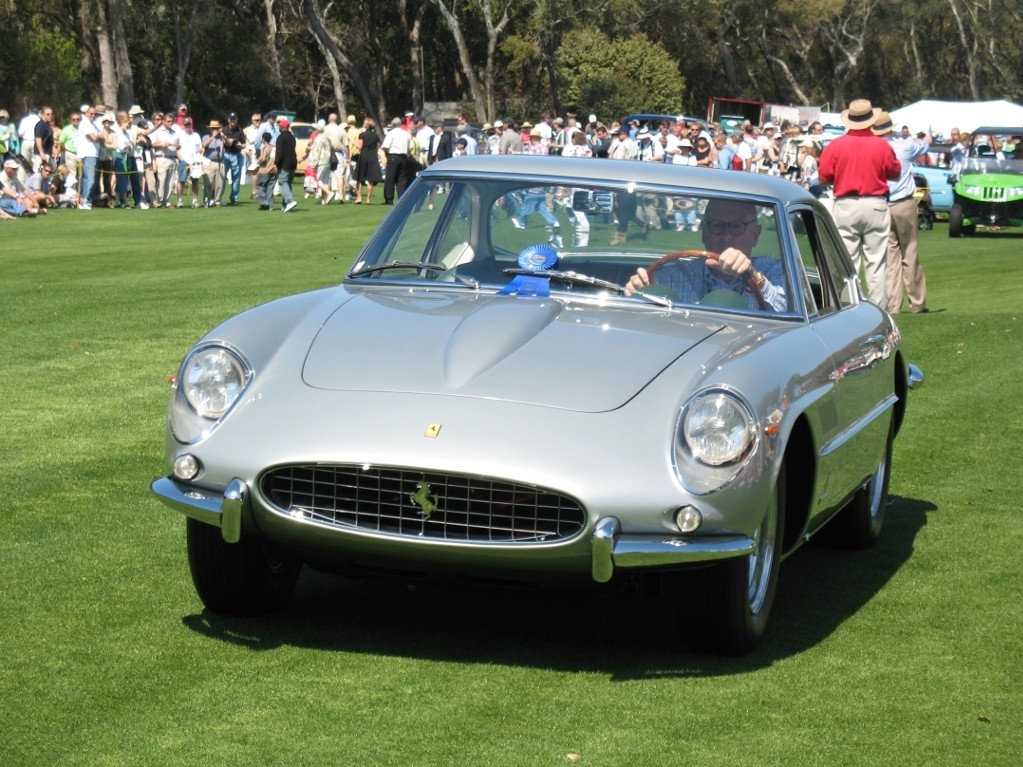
[259,464,586,544]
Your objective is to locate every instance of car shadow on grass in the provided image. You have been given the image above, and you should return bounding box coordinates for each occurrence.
[181,495,933,678]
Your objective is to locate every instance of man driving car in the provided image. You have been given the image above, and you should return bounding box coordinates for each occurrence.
[624,198,787,311]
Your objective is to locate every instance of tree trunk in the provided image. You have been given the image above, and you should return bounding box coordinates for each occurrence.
[108,0,135,109]
[300,0,384,123]
[425,0,487,121]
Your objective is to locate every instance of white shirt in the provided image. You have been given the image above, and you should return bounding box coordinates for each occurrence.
[76,116,100,159]
[382,126,411,155]
[177,131,202,163]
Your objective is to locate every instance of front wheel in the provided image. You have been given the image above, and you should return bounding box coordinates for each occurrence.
[948,203,964,237]
[678,462,785,655]
[186,518,302,614]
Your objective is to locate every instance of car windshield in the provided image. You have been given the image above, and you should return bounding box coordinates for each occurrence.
[964,131,1023,173]
[347,176,793,314]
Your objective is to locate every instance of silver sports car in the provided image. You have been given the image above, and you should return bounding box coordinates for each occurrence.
[152,156,922,654]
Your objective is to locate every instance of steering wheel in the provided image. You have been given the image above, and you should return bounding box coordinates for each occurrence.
[646,249,767,310]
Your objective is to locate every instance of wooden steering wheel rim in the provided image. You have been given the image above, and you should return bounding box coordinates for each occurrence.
[646,249,719,274]
[646,249,769,308]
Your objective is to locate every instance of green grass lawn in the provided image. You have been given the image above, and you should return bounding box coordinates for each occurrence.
[1,201,1020,766]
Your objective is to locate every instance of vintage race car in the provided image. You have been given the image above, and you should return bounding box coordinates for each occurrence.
[152,157,922,654]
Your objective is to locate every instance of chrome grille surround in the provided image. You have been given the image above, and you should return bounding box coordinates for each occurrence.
[258,464,586,544]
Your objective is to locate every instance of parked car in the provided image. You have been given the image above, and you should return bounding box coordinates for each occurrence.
[624,113,704,131]
[948,127,1023,236]
[289,121,315,173]
[152,157,922,655]
[912,144,954,217]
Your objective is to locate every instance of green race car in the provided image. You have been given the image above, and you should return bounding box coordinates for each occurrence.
[948,126,1023,236]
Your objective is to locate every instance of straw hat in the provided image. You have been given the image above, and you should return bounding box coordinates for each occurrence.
[840,99,881,130]
[871,111,895,136]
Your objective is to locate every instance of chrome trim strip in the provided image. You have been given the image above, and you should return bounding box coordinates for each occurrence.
[819,394,897,459]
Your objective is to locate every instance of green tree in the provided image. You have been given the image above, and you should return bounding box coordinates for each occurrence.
[557,29,684,122]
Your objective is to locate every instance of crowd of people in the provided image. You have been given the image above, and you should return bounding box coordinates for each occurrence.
[0,98,961,313]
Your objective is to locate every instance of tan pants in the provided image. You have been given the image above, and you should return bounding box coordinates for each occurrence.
[833,196,891,308]
[886,197,927,313]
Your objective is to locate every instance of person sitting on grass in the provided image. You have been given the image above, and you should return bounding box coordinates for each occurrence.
[1,158,42,215]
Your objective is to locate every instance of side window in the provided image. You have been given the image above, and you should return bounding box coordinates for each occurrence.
[788,209,857,316]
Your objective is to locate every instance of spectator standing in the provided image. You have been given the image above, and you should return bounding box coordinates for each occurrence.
[59,111,82,185]
[354,117,381,204]
[274,118,299,212]
[381,117,411,204]
[610,125,638,160]
[76,105,102,209]
[590,124,612,158]
[454,123,477,155]
[176,118,202,207]
[33,106,55,170]
[112,111,145,209]
[223,112,246,205]
[201,119,227,206]
[817,99,901,307]
[871,111,930,314]
[255,131,276,210]
[635,128,663,162]
[0,109,17,158]
[496,120,521,155]
[17,108,39,173]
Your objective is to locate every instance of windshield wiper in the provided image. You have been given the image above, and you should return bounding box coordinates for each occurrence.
[502,268,673,307]
[348,260,479,288]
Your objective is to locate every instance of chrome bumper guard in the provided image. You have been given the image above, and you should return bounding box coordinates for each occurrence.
[591,516,755,583]
[151,476,245,543]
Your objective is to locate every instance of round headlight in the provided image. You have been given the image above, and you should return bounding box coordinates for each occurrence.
[182,346,249,418]
[683,392,754,466]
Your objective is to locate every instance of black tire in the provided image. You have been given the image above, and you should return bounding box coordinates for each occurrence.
[678,462,785,655]
[186,518,302,614]
[820,418,894,550]
[948,203,963,237]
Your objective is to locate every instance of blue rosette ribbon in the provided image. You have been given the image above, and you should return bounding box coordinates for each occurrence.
[498,244,559,297]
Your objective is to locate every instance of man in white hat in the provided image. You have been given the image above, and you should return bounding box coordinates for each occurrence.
[818,99,901,307]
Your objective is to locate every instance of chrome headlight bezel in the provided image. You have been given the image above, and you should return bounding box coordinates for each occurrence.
[169,342,253,444]
[673,387,759,495]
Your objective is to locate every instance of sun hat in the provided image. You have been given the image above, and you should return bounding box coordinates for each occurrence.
[679,138,693,147]
[841,99,881,130]
[636,128,651,139]
[207,120,222,129]
[493,120,504,128]
[128,104,145,116]
[871,111,895,136]
[4,159,20,169]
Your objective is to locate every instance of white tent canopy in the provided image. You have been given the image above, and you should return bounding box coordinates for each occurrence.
[889,99,1023,138]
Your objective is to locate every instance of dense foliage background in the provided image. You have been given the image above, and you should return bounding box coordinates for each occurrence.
[2,0,1021,124]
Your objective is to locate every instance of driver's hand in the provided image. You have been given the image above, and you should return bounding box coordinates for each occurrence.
[623,267,651,296]
[706,248,752,278]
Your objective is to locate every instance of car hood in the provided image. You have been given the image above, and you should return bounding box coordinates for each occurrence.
[302,290,726,412]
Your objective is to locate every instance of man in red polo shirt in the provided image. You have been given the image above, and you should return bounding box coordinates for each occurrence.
[818,99,900,307]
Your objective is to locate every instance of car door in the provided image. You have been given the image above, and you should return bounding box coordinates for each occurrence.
[788,207,898,523]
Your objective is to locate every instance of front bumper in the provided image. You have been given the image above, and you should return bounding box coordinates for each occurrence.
[151,476,755,582]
